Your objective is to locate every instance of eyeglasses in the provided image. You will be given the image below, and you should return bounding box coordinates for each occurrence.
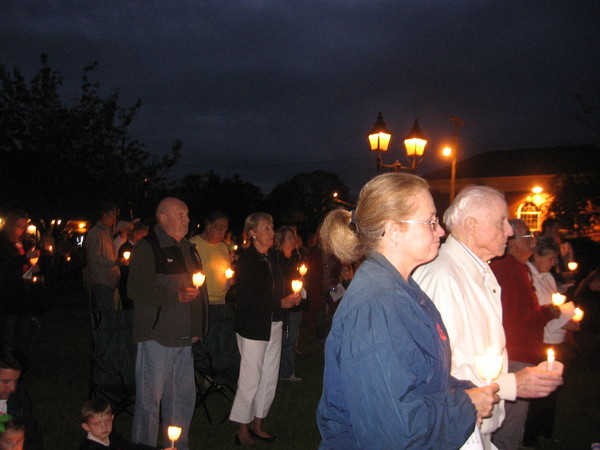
[510,234,534,240]
[397,217,440,232]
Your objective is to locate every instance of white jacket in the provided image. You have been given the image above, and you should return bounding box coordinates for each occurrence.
[414,235,517,438]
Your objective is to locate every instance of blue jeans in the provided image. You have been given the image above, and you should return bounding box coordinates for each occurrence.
[280,311,302,378]
[132,340,195,450]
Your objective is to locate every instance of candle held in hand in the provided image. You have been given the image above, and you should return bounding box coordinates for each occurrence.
[167,426,182,447]
[547,348,555,371]
[192,272,206,288]
[474,347,503,385]
[291,279,303,294]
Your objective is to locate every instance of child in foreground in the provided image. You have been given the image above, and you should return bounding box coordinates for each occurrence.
[0,414,25,450]
[80,398,175,450]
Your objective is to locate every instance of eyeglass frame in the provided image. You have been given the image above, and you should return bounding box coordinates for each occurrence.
[381,217,440,237]
[397,217,440,231]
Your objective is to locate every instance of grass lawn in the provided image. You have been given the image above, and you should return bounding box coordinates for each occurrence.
[22,278,600,449]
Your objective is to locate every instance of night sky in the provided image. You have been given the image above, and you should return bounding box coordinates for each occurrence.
[2,1,599,194]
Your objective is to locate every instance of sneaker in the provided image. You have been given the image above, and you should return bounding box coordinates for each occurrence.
[280,374,302,382]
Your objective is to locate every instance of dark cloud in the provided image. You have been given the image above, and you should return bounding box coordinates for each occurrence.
[2,0,599,193]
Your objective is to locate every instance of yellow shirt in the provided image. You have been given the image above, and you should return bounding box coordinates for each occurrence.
[190,235,230,304]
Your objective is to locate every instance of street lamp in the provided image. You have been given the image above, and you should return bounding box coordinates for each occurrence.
[442,116,464,202]
[368,112,427,172]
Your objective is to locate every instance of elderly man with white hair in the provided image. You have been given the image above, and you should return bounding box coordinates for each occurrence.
[414,186,563,450]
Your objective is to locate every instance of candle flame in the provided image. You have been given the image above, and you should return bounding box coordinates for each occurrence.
[572,307,584,322]
[298,264,308,276]
[167,426,182,441]
[568,262,578,271]
[291,279,303,294]
[192,272,206,288]
[123,251,131,260]
[225,267,234,279]
[551,293,566,306]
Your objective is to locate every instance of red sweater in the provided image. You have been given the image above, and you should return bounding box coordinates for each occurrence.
[490,254,555,364]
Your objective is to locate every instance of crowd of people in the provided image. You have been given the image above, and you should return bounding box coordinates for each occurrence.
[1,172,599,449]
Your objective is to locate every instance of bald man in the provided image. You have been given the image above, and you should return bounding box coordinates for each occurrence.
[128,197,208,450]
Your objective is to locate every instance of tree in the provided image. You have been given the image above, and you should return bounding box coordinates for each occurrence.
[169,170,265,235]
[266,170,351,238]
[548,173,600,237]
[0,54,180,220]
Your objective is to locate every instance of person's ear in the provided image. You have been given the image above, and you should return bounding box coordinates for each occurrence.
[464,217,477,234]
[82,423,90,433]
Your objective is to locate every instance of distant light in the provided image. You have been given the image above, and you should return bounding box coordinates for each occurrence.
[442,147,452,157]
[79,222,86,229]
[532,186,543,194]
[333,192,339,198]
[27,224,37,235]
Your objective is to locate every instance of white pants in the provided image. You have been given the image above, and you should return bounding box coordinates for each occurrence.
[229,322,282,424]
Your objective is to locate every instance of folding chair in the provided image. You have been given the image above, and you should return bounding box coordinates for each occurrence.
[193,304,239,424]
[88,309,136,416]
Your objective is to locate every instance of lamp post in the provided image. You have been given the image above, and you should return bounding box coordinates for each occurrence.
[442,116,464,202]
[368,112,427,173]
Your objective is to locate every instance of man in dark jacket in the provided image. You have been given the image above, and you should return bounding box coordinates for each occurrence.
[0,358,43,449]
[128,197,208,450]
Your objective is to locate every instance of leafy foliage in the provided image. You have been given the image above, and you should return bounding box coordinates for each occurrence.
[0,54,180,220]
[549,173,600,237]
[266,170,351,237]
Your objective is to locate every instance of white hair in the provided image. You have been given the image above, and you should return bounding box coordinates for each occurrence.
[443,185,506,232]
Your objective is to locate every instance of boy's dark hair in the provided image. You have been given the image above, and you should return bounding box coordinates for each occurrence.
[0,414,25,434]
[81,397,112,422]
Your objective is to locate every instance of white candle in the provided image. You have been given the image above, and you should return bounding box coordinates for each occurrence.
[167,426,182,448]
[192,272,206,288]
[551,293,566,306]
[572,307,584,322]
[225,267,234,279]
[568,262,578,271]
[474,348,503,385]
[547,348,555,371]
[291,279,303,294]
[298,264,308,276]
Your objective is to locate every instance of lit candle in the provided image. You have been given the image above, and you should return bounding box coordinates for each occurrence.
[233,244,239,251]
[474,347,503,385]
[298,264,308,276]
[192,271,206,288]
[66,256,71,262]
[123,251,131,260]
[29,256,39,266]
[568,262,578,271]
[32,276,38,283]
[167,426,182,448]
[551,293,566,306]
[572,307,584,322]
[48,245,53,252]
[291,279,303,294]
[547,348,555,371]
[225,267,234,279]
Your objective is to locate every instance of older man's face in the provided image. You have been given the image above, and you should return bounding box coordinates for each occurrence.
[0,368,20,400]
[509,222,536,264]
[471,197,513,261]
[160,200,190,241]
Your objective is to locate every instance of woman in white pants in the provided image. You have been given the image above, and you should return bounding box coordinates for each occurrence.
[229,213,301,446]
